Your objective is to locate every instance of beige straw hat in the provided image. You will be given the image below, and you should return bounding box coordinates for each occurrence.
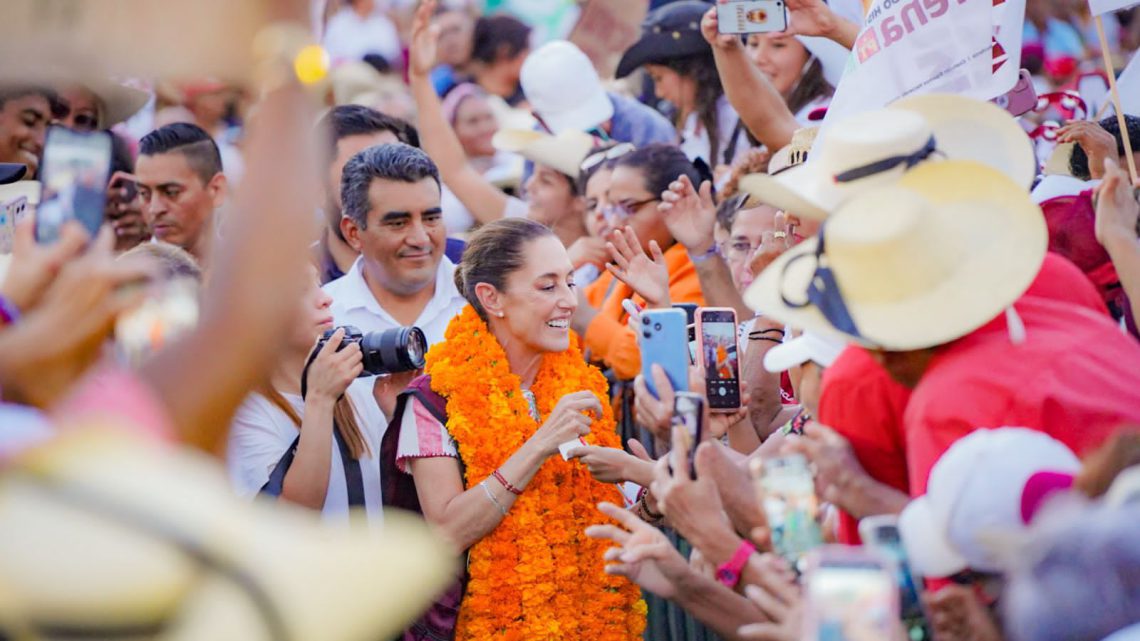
[0,428,455,641]
[743,160,1047,351]
[737,94,1037,220]
[766,126,820,177]
[492,129,597,180]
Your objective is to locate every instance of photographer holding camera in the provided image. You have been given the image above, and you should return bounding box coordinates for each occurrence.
[226,269,395,520]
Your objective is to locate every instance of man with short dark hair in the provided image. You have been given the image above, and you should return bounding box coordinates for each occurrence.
[315,105,420,284]
[324,143,465,347]
[1066,114,1140,181]
[0,87,54,179]
[136,122,226,262]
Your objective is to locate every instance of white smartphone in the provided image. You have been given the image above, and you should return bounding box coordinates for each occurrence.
[717,0,788,34]
[803,546,900,641]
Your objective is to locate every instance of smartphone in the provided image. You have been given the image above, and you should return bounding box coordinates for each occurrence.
[696,307,742,412]
[671,392,705,478]
[35,127,112,243]
[717,0,788,34]
[674,303,699,364]
[992,69,1036,117]
[637,308,691,399]
[803,546,901,641]
[752,455,823,572]
[859,515,931,641]
[0,194,28,253]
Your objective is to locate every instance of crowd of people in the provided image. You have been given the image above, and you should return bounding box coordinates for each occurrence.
[2,0,1140,639]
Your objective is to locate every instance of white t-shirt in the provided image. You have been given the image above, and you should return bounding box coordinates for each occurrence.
[680,96,753,168]
[323,256,468,347]
[322,7,402,65]
[226,378,387,521]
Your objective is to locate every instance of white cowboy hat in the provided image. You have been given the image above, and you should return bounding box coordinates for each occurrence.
[737,94,1037,220]
[78,78,150,129]
[742,160,1047,351]
[0,427,455,641]
[492,128,597,180]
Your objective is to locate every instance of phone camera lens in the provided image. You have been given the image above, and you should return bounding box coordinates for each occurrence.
[642,331,652,339]
[642,316,650,325]
[654,323,662,331]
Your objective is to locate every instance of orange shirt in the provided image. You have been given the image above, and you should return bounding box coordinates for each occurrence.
[582,243,705,380]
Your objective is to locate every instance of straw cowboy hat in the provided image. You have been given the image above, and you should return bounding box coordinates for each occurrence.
[737,94,1037,220]
[492,128,597,180]
[0,58,148,129]
[743,160,1047,351]
[766,126,819,177]
[77,77,150,129]
[0,428,455,641]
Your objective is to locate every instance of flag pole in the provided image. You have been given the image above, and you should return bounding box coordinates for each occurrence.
[1095,14,1138,183]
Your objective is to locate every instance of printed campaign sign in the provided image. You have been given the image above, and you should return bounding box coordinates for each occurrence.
[824,0,1023,128]
[1088,0,1140,16]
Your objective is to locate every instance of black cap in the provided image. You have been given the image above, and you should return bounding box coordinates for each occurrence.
[615,1,713,79]
[0,164,27,185]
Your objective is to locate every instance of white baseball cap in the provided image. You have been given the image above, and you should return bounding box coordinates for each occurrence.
[763,331,847,373]
[520,41,614,134]
[899,427,1080,578]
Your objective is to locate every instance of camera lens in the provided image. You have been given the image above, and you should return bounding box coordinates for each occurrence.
[654,323,662,331]
[643,331,651,339]
[642,316,650,325]
[359,326,428,376]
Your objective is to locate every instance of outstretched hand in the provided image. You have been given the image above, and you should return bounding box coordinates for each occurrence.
[659,174,718,256]
[586,501,691,600]
[606,226,671,308]
[408,0,440,78]
[1095,158,1140,248]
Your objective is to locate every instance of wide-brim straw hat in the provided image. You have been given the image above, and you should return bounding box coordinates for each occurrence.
[743,160,1047,351]
[492,128,597,180]
[0,428,455,641]
[737,94,1037,220]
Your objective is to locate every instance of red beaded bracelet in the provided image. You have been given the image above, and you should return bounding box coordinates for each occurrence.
[491,470,523,496]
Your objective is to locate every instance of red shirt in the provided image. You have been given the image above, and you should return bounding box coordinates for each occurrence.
[818,253,1110,543]
[904,295,1140,495]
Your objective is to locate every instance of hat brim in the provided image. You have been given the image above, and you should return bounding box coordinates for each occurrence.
[899,497,970,578]
[493,128,596,179]
[86,80,150,129]
[615,34,708,78]
[892,93,1038,191]
[0,428,456,640]
[537,87,614,135]
[736,165,835,221]
[743,161,1047,350]
[1044,142,1075,177]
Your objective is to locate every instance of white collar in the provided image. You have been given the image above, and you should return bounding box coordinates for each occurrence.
[338,255,462,318]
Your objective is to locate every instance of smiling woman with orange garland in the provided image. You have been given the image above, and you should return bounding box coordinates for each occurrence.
[383,218,646,640]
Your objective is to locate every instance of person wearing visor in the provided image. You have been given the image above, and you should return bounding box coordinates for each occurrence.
[615,1,753,170]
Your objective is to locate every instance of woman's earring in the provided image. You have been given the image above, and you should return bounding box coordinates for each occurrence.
[497,312,505,318]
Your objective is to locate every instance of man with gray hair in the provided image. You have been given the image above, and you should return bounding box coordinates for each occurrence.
[323,143,466,348]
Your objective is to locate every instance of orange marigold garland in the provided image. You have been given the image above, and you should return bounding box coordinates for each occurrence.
[425,305,646,640]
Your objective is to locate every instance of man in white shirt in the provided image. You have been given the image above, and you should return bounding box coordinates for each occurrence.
[324,143,466,349]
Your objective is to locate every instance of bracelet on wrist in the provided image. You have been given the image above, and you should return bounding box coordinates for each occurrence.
[492,469,523,496]
[687,243,720,264]
[636,487,664,522]
[479,480,508,516]
[0,295,20,326]
[748,336,783,344]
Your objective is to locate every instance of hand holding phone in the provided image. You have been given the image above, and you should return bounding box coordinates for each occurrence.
[717,0,788,34]
[859,515,931,640]
[697,307,742,412]
[637,308,690,399]
[803,546,900,641]
[751,454,823,572]
[671,392,706,478]
[35,127,113,244]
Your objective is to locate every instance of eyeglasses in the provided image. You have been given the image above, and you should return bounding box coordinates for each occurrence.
[601,197,658,221]
[580,143,636,175]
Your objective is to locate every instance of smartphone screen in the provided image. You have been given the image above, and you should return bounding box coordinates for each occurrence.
[698,308,742,411]
[36,127,112,243]
[805,551,899,641]
[672,392,705,478]
[756,455,822,571]
[860,520,930,640]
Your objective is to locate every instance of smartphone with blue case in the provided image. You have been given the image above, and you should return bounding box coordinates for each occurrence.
[637,308,690,399]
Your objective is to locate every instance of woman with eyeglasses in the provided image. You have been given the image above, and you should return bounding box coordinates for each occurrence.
[570,143,707,382]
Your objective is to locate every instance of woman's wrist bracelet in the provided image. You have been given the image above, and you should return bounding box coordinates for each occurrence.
[0,295,20,326]
[480,480,509,516]
[687,243,720,264]
[492,469,523,496]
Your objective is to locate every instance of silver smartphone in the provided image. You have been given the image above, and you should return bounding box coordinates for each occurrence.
[717,1,788,34]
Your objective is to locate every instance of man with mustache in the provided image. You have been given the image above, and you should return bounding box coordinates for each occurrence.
[135,123,226,263]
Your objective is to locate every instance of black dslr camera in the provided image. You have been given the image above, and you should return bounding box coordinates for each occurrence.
[317,325,427,376]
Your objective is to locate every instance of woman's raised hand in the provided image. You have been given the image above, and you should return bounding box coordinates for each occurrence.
[305,328,363,402]
[532,391,602,457]
[659,174,717,256]
[407,0,440,79]
[606,226,671,308]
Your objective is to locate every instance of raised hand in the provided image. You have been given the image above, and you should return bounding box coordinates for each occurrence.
[606,226,671,307]
[305,328,364,401]
[784,0,844,39]
[0,217,89,314]
[659,174,717,255]
[532,390,603,457]
[586,501,691,600]
[1058,120,1118,180]
[1094,158,1140,247]
[407,0,440,79]
[568,444,651,485]
[567,236,611,269]
[633,365,676,441]
[748,211,793,278]
[738,554,803,641]
[700,4,743,51]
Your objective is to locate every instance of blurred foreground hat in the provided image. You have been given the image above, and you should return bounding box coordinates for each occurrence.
[743,161,1046,350]
[898,428,1079,578]
[74,78,150,129]
[766,126,819,177]
[763,331,846,373]
[0,428,455,641]
[0,164,26,185]
[738,94,1036,220]
[616,1,711,78]
[522,41,614,135]
[493,129,597,179]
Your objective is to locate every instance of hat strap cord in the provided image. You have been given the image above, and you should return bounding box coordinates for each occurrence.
[832,136,938,183]
[779,226,864,339]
